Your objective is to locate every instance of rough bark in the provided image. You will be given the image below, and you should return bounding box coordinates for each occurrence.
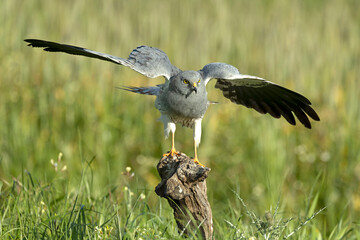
[155,152,213,239]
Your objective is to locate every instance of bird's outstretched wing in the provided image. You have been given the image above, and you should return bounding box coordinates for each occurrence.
[200,62,320,128]
[24,39,181,80]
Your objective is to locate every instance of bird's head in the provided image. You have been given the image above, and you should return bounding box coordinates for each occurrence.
[170,71,203,97]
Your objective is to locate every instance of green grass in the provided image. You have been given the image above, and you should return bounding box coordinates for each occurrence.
[0,164,330,239]
[1,0,360,239]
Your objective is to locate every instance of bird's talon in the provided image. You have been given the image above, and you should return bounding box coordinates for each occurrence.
[193,157,205,167]
[163,148,180,157]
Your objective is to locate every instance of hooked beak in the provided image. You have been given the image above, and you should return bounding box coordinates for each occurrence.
[192,82,198,93]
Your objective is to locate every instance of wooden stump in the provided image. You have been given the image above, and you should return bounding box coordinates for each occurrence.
[155,152,213,239]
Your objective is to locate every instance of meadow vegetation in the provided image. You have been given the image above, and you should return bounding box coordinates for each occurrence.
[1,0,359,239]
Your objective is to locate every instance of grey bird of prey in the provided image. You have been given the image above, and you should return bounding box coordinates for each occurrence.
[25,39,320,166]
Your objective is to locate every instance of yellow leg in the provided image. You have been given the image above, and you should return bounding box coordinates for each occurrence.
[163,131,180,157]
[193,139,205,167]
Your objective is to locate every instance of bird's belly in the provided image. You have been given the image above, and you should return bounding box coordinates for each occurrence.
[166,100,206,128]
[168,96,207,121]
[169,115,198,128]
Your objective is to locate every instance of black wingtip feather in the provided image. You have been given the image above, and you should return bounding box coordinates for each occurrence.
[302,104,320,121]
[24,39,47,48]
[43,47,61,52]
[293,107,312,129]
[274,101,297,125]
[261,102,281,118]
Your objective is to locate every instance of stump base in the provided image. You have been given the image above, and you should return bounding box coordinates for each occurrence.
[155,152,212,239]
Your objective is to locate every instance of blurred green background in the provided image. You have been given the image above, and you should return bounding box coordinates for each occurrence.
[1,0,359,237]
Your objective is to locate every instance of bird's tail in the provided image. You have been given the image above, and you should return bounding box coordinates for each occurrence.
[208,101,220,105]
[116,85,162,96]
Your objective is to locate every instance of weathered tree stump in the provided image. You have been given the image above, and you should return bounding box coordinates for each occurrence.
[155,152,213,239]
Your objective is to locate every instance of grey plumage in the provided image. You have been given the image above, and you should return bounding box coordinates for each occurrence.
[25,39,320,165]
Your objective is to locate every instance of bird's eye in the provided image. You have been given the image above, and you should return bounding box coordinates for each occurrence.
[183,79,189,84]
